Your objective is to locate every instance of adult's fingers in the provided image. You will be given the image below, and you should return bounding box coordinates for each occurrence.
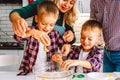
[33,31,50,46]
[12,18,28,37]
[63,30,74,42]
[19,19,28,36]
[42,34,50,46]
[38,33,50,46]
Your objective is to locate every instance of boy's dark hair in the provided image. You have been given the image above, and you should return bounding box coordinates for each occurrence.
[37,1,59,17]
[82,20,102,31]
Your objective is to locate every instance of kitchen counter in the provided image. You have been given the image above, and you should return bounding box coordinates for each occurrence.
[0,72,119,80]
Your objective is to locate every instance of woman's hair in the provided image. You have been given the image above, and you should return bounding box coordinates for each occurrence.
[53,0,79,27]
[37,1,59,19]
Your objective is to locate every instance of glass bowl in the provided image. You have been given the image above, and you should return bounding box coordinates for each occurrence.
[33,62,74,80]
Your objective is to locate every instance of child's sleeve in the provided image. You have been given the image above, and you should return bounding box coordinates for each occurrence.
[87,49,103,71]
[56,31,65,49]
[14,34,29,42]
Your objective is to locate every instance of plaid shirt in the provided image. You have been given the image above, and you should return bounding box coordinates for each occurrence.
[67,45,103,73]
[14,27,64,75]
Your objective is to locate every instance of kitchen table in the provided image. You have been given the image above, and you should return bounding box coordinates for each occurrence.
[2,71,120,80]
[0,71,35,80]
[0,71,86,80]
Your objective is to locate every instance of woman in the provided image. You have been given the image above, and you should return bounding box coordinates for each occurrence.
[9,0,79,45]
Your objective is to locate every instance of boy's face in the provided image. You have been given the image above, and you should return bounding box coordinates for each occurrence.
[80,28,101,52]
[35,14,57,34]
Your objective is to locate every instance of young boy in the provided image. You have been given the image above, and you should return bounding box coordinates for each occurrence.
[52,20,103,73]
[14,1,67,75]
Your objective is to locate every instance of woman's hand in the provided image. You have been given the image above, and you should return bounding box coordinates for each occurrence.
[61,44,71,56]
[61,60,80,70]
[31,29,50,46]
[24,29,50,46]
[10,12,29,37]
[63,30,74,42]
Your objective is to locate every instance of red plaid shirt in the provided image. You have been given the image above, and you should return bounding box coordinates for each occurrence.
[14,27,65,75]
[67,45,103,73]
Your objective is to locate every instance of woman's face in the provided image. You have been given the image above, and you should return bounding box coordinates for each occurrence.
[59,0,76,13]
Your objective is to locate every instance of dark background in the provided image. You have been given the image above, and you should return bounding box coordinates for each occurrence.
[0,0,22,3]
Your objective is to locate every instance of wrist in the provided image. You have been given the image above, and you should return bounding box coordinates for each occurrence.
[10,12,22,22]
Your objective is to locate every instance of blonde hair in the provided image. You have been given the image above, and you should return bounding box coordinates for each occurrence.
[82,20,102,36]
[37,1,59,19]
[53,0,79,27]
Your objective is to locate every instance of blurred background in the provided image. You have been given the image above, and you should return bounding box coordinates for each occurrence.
[0,0,90,71]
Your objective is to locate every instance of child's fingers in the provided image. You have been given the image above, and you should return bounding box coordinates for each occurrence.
[51,54,63,65]
[61,46,66,56]
[51,54,58,62]
[61,60,71,70]
[61,44,71,56]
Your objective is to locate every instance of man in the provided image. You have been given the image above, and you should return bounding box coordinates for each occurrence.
[90,0,120,72]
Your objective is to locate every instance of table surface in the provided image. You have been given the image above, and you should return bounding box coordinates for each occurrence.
[0,71,120,80]
[0,71,86,80]
[0,71,35,80]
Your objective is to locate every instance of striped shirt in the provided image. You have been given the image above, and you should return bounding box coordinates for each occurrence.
[90,0,120,51]
[14,26,65,75]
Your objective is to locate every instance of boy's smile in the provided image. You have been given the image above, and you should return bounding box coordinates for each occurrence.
[80,28,101,52]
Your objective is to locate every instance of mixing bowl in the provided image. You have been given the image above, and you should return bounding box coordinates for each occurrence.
[33,62,74,80]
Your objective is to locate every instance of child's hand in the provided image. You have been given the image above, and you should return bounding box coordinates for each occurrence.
[51,53,63,65]
[61,44,71,56]
[63,30,74,42]
[61,60,80,70]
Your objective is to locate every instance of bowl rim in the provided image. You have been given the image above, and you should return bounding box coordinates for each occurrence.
[35,69,74,79]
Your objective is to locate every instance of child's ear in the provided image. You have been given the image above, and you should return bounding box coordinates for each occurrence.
[35,15,38,23]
